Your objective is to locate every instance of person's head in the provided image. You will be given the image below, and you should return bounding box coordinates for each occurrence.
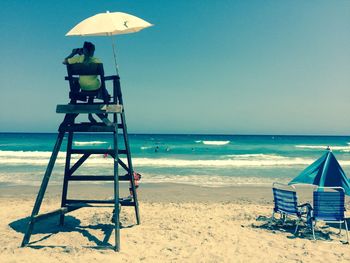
[83,41,95,57]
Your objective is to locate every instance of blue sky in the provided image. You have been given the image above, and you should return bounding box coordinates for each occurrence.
[1,0,349,135]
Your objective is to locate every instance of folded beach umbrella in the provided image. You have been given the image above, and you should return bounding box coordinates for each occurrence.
[289,149,350,195]
[66,11,153,74]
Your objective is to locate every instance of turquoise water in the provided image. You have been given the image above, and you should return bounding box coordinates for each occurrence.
[1,133,350,187]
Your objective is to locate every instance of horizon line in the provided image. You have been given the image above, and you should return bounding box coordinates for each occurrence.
[0,131,349,137]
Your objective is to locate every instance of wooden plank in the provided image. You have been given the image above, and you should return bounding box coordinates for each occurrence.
[71,149,114,155]
[21,131,65,247]
[69,154,90,175]
[69,175,114,181]
[68,175,130,181]
[60,131,74,226]
[33,206,82,222]
[119,201,135,206]
[71,149,126,155]
[62,124,116,132]
[33,208,67,222]
[56,104,123,114]
[66,199,115,204]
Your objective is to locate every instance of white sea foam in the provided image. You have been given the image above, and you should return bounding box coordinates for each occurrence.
[2,150,350,168]
[295,145,350,152]
[0,171,287,187]
[73,141,108,146]
[0,151,314,167]
[140,146,153,150]
[202,140,230,146]
[132,156,315,167]
[140,173,286,187]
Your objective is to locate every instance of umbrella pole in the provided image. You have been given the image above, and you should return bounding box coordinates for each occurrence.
[110,36,120,76]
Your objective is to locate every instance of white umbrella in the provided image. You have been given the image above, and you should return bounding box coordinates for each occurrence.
[66,11,153,75]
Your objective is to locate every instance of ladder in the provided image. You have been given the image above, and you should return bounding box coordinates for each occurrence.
[21,69,140,251]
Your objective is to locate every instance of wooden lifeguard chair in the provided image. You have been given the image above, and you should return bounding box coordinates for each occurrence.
[21,63,140,251]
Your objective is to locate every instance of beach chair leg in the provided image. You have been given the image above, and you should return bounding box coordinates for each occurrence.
[294,218,300,235]
[312,220,316,240]
[338,222,342,235]
[344,220,349,244]
[282,214,286,224]
[269,211,275,227]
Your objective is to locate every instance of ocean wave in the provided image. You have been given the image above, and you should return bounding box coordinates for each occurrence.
[2,150,350,168]
[0,151,315,167]
[73,141,108,146]
[0,171,287,188]
[295,145,350,152]
[132,156,315,167]
[202,140,230,146]
[140,146,153,150]
[139,174,287,187]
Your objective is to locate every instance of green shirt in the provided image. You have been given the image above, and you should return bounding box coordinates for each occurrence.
[67,55,102,91]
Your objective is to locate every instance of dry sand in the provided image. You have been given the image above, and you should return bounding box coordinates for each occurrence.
[1,184,350,262]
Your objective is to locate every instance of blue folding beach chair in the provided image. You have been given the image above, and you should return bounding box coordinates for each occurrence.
[271,183,311,234]
[311,187,349,243]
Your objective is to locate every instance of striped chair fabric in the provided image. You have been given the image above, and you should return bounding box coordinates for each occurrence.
[313,190,345,222]
[273,188,300,217]
[311,187,348,243]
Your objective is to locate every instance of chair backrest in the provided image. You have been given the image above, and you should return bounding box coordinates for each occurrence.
[67,63,104,76]
[272,183,299,216]
[313,187,345,221]
[66,63,106,92]
[65,63,123,104]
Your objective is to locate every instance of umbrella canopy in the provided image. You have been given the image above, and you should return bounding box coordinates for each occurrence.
[66,11,153,36]
[66,11,153,75]
[289,150,350,195]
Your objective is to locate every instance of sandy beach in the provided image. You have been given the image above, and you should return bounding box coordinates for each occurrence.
[1,183,350,263]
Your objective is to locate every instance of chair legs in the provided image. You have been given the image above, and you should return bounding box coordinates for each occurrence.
[294,218,301,235]
[344,220,349,243]
[269,211,275,227]
[311,219,349,243]
[270,211,301,235]
[311,220,316,240]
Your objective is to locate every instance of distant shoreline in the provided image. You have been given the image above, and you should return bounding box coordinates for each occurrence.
[0,183,318,205]
[0,132,350,137]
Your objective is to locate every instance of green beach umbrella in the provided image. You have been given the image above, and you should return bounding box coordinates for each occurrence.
[289,149,350,195]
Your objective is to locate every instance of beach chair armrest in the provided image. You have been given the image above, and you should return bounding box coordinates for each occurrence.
[297,203,312,215]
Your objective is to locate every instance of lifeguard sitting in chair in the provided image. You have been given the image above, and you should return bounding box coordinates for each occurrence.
[63,41,110,104]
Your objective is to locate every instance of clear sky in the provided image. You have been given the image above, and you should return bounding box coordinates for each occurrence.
[1,0,349,135]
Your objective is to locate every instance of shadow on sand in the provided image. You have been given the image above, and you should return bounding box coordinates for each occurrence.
[9,214,136,249]
[251,215,349,243]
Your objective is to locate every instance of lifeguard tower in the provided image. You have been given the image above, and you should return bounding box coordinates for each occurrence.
[21,63,140,251]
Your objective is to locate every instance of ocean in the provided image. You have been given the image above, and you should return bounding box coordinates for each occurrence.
[1,133,350,188]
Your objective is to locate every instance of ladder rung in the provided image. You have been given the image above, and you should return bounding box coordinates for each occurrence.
[69,175,113,181]
[33,207,67,222]
[56,104,123,114]
[71,149,113,155]
[32,206,82,222]
[67,199,114,204]
[68,175,131,181]
[66,198,135,206]
[63,124,116,132]
[70,149,127,155]
[120,200,135,206]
